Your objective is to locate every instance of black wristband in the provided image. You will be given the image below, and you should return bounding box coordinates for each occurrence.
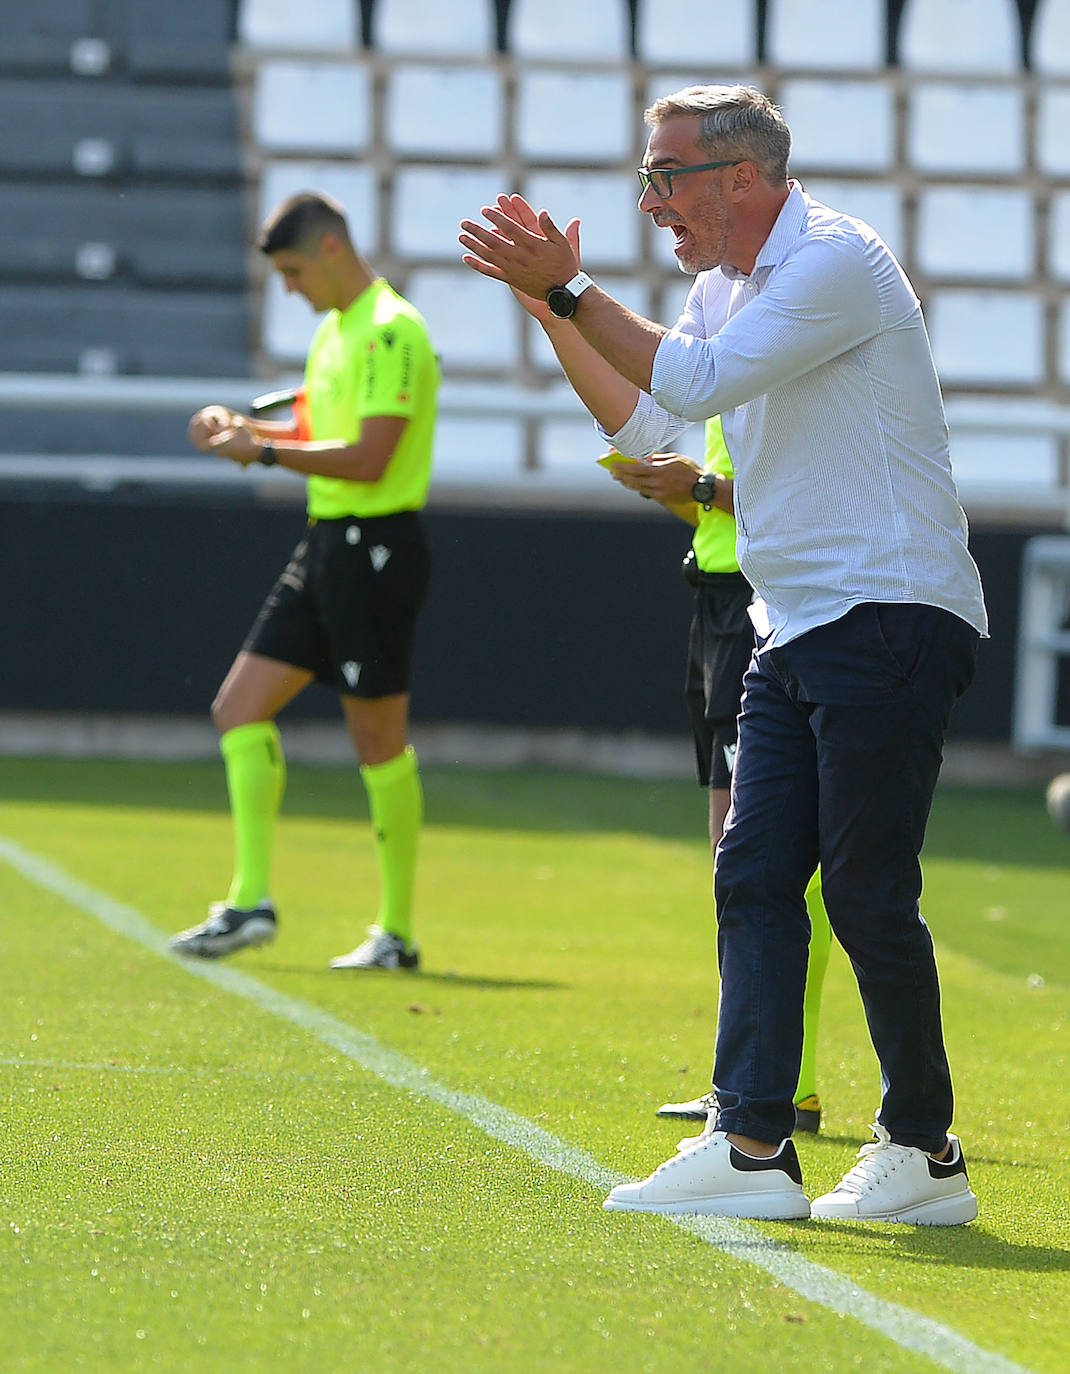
[259,440,278,467]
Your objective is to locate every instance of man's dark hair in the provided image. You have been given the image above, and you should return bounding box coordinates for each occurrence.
[257,191,352,255]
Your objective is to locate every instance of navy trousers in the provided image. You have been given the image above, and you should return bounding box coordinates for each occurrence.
[712,602,979,1151]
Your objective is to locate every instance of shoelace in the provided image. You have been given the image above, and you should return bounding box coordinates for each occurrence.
[835,1124,917,1195]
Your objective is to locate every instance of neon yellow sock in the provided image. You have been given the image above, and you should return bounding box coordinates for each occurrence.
[796,868,832,1104]
[361,746,422,945]
[221,721,286,909]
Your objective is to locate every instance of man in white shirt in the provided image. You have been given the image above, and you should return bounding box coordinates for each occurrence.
[460,84,987,1224]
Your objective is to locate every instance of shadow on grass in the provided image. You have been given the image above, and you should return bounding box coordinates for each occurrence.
[804,1219,1070,1272]
[258,962,566,991]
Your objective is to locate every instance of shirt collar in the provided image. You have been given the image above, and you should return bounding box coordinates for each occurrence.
[721,181,807,283]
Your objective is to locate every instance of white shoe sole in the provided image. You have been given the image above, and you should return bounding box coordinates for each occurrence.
[811,1189,977,1225]
[604,1189,811,1220]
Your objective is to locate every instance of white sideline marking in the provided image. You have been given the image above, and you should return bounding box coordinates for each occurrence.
[2,834,1034,1374]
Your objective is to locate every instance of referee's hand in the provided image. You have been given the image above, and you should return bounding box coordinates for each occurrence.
[189,404,236,452]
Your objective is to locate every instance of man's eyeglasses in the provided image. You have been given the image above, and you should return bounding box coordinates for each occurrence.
[636,160,741,198]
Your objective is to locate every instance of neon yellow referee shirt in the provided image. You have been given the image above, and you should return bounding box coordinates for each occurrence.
[303,278,439,520]
[691,414,740,574]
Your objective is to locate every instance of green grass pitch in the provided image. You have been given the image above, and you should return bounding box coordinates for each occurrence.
[1,757,1068,1373]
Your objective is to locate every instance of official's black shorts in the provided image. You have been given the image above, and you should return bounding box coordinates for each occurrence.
[684,571,756,790]
[243,512,431,698]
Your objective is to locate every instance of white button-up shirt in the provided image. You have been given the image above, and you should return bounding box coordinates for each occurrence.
[606,184,988,647]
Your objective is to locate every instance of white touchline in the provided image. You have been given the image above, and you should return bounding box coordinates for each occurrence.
[1,833,1034,1374]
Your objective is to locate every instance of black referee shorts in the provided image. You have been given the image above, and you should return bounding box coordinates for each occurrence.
[244,512,431,698]
[684,571,756,790]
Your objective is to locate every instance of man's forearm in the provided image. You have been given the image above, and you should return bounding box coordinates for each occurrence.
[569,287,667,394]
[542,318,641,434]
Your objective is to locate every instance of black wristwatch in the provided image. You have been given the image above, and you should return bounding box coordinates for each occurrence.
[691,472,718,509]
[546,271,594,319]
[259,439,278,467]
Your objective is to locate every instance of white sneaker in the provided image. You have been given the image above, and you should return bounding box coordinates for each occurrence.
[810,1124,978,1225]
[329,926,419,970]
[604,1131,811,1219]
[170,900,277,958]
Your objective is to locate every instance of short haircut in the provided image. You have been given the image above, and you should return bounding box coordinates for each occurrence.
[257,190,352,256]
[644,85,791,186]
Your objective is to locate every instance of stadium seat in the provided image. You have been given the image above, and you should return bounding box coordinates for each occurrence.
[373,0,494,54]
[927,289,1044,385]
[385,65,503,159]
[898,0,1021,72]
[252,59,370,154]
[1036,87,1070,177]
[522,171,641,268]
[405,269,519,369]
[261,272,321,363]
[767,0,885,71]
[131,135,242,182]
[1049,191,1070,283]
[118,0,232,80]
[1,0,95,76]
[1061,301,1070,385]
[948,433,1059,491]
[917,187,1033,281]
[800,181,905,259]
[0,284,250,376]
[393,166,509,259]
[1033,0,1070,75]
[128,242,248,291]
[259,162,378,254]
[537,418,615,473]
[238,0,358,51]
[528,276,651,372]
[779,79,894,171]
[514,70,632,164]
[4,183,247,252]
[907,83,1025,175]
[433,416,525,480]
[508,0,629,59]
[635,0,756,68]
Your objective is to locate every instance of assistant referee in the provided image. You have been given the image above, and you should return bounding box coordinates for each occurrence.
[170,191,438,970]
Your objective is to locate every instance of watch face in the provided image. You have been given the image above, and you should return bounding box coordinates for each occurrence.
[546,287,577,319]
[692,475,714,502]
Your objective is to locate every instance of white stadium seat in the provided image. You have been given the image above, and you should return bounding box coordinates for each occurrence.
[767,0,885,71]
[948,434,1059,492]
[917,187,1033,282]
[636,0,756,69]
[1061,301,1070,385]
[238,0,358,50]
[515,70,633,164]
[393,165,508,259]
[433,416,525,480]
[261,270,321,362]
[386,65,502,159]
[253,60,370,154]
[928,290,1044,386]
[1049,191,1070,283]
[508,0,628,59]
[779,79,894,172]
[528,275,651,372]
[258,162,378,254]
[1036,87,1070,177]
[898,0,1021,73]
[801,181,905,260]
[907,83,1025,175]
[1032,0,1070,76]
[522,170,641,268]
[405,268,519,369]
[373,0,494,54]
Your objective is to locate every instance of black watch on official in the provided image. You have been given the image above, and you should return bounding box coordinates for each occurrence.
[691,472,718,509]
[546,271,594,319]
[259,439,278,467]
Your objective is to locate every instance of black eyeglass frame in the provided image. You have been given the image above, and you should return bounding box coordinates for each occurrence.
[636,159,742,198]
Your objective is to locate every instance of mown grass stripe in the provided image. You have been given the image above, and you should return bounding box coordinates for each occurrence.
[0,832,1035,1374]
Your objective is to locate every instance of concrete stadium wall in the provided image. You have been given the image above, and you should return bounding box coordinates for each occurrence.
[0,493,1038,742]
